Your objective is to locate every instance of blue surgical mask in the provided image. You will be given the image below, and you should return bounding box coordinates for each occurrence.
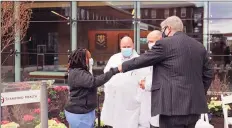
[121,48,133,58]
[89,58,94,66]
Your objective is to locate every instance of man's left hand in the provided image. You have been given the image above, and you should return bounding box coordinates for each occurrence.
[139,79,145,90]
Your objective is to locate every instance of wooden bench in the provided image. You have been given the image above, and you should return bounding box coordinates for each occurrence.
[29,71,68,84]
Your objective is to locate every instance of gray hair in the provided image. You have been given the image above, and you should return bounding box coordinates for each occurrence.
[160,16,184,32]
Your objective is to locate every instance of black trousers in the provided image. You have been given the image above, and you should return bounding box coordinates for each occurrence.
[104,125,113,128]
[150,125,159,128]
[151,114,200,128]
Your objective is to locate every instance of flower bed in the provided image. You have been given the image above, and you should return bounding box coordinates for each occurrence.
[4,81,231,128]
[206,73,232,128]
[47,86,69,126]
[1,83,107,128]
[207,95,232,128]
[1,81,69,128]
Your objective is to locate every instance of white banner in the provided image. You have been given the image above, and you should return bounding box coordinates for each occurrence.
[1,90,40,106]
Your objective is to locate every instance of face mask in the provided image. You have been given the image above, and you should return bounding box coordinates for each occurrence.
[162,26,169,38]
[89,58,94,66]
[88,58,94,74]
[148,42,156,49]
[121,48,133,58]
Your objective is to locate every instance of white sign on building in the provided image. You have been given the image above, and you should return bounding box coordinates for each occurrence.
[140,22,149,30]
[1,90,40,106]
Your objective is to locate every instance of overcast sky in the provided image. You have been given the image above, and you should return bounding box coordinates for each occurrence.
[210,2,232,18]
[209,2,232,34]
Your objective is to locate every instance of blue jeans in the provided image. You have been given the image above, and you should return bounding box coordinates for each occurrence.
[65,110,95,128]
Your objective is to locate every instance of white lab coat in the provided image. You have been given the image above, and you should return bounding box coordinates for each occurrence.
[101,50,151,128]
[112,70,141,128]
[137,66,159,128]
[138,67,152,128]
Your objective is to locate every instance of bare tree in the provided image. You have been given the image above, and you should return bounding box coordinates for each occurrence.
[1,1,32,53]
[1,2,32,82]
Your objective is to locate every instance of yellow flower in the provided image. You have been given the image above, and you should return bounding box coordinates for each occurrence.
[208,104,214,109]
[2,122,20,128]
[95,118,104,127]
[212,101,222,106]
[35,119,67,128]
[208,100,223,111]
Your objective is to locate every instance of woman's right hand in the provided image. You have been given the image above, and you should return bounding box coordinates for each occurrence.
[118,64,122,72]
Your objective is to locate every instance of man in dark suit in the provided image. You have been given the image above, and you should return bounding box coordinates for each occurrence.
[118,16,214,128]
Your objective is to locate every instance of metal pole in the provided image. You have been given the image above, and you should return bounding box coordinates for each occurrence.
[136,1,141,54]
[133,2,137,48]
[14,1,21,82]
[203,1,209,51]
[207,1,210,52]
[71,1,77,51]
[40,81,48,128]
[0,1,2,123]
[97,93,100,128]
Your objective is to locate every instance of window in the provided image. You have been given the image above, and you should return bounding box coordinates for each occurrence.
[164,9,169,18]
[183,26,187,33]
[173,8,177,16]
[144,9,149,18]
[181,8,186,17]
[151,9,156,18]
[140,38,147,44]
[194,27,199,33]
[86,10,90,20]
[81,9,85,20]
[77,8,80,20]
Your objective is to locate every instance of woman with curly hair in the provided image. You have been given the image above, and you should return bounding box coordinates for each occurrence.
[65,48,119,128]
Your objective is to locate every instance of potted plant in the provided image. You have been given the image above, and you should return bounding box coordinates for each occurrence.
[207,72,232,128]
[208,96,231,128]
